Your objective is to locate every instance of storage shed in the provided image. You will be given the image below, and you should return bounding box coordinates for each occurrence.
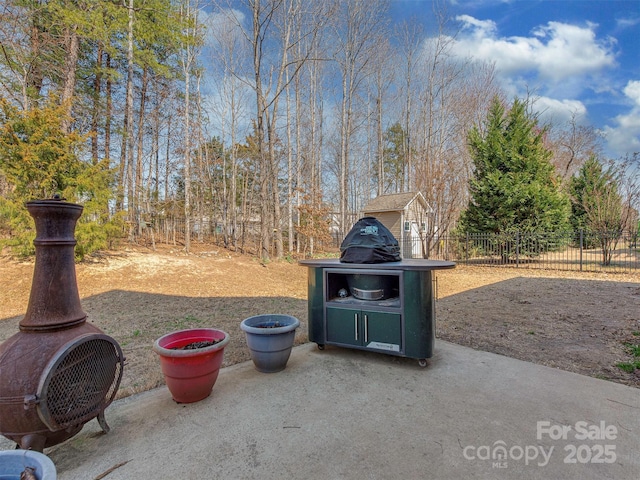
[362,192,433,259]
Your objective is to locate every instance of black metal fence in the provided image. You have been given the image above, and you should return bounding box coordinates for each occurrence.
[405,230,640,274]
[132,217,639,274]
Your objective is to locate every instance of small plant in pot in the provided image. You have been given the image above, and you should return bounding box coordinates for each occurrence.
[152,328,230,403]
[240,314,300,373]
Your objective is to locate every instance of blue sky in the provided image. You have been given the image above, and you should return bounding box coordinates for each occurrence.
[390,0,640,158]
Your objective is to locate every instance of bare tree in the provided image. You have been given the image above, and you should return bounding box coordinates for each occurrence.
[331,0,389,238]
[395,18,424,193]
[371,37,396,197]
[401,8,500,252]
[575,154,640,265]
[547,113,604,182]
[120,0,135,233]
[207,6,254,251]
[217,0,329,260]
[297,22,328,255]
[179,0,206,252]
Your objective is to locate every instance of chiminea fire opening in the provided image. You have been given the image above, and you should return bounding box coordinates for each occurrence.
[0,197,124,452]
[33,334,123,432]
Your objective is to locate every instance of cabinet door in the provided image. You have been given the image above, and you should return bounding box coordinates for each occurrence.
[326,307,360,346]
[362,311,402,353]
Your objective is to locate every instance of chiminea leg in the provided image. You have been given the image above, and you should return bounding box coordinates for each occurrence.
[97,410,111,434]
[20,433,47,452]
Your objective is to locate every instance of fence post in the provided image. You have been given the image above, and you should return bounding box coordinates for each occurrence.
[579,229,583,272]
[465,232,469,264]
[516,231,520,267]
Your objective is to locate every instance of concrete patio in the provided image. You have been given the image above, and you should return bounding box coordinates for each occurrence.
[2,341,639,479]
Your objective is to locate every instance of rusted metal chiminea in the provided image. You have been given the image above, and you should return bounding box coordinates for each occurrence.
[0,197,123,452]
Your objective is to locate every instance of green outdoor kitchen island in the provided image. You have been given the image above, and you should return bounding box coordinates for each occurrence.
[299,258,455,366]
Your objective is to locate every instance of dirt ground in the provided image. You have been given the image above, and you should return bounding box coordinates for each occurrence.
[0,244,638,400]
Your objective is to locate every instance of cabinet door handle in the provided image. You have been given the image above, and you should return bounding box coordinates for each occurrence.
[354,313,358,341]
[364,314,368,343]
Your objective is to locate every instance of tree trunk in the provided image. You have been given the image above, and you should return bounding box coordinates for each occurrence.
[26,13,47,105]
[164,115,172,203]
[294,59,302,254]
[105,53,112,166]
[91,44,103,165]
[181,0,201,253]
[183,53,192,253]
[251,0,270,261]
[126,0,135,239]
[136,67,149,236]
[60,25,79,133]
[377,85,384,196]
[268,118,284,258]
[150,76,161,205]
[286,73,294,253]
[339,73,349,239]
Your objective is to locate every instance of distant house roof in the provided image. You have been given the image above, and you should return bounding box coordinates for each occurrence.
[363,192,430,213]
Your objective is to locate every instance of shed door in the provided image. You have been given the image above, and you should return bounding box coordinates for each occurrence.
[412,222,423,256]
[405,221,422,258]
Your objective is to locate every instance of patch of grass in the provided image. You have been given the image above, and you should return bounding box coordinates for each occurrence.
[133,329,141,337]
[615,343,640,373]
[527,331,536,335]
[624,342,640,357]
[616,361,640,373]
[632,331,640,336]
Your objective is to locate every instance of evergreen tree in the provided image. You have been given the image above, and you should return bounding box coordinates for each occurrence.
[0,96,119,258]
[569,155,606,249]
[380,122,407,193]
[460,97,570,234]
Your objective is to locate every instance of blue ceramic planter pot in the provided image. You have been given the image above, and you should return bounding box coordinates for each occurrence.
[0,450,56,479]
[240,314,300,373]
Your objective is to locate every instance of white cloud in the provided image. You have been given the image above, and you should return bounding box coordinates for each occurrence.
[603,80,640,155]
[616,16,640,29]
[457,14,498,37]
[533,97,588,125]
[453,16,617,85]
[623,80,640,106]
[451,14,631,156]
[532,22,616,81]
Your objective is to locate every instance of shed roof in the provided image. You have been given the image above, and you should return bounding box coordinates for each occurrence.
[363,192,429,213]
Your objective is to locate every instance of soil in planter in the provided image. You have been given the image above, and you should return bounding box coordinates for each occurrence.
[255,322,284,328]
[171,339,222,350]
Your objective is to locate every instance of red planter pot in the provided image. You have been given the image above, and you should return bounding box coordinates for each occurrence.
[153,328,230,403]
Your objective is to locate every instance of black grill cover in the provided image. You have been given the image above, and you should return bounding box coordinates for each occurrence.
[340,216,401,263]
